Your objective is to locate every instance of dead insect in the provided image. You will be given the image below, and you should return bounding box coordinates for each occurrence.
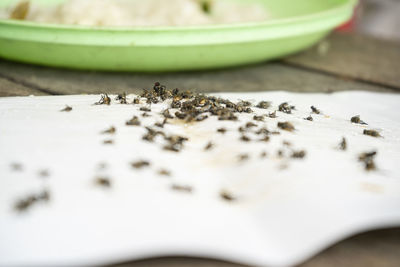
[196,115,208,122]
[311,106,321,114]
[291,150,306,159]
[351,115,367,125]
[240,135,251,142]
[220,190,236,202]
[60,105,72,112]
[103,139,114,145]
[171,184,193,193]
[256,101,271,109]
[162,109,174,119]
[277,150,284,158]
[358,151,377,171]
[278,102,294,114]
[256,127,270,135]
[142,112,151,118]
[94,94,111,105]
[246,122,258,128]
[339,137,347,151]
[277,122,295,132]
[268,111,277,118]
[140,106,151,112]
[131,160,150,169]
[283,141,292,147]
[304,116,313,121]
[158,169,171,176]
[260,151,268,158]
[155,118,168,128]
[133,98,140,104]
[204,141,214,151]
[14,189,50,212]
[10,163,23,171]
[175,111,187,120]
[95,177,111,188]
[363,129,381,137]
[115,92,127,104]
[126,116,141,126]
[101,126,116,135]
[259,136,270,142]
[217,128,227,134]
[253,115,264,121]
[238,154,249,162]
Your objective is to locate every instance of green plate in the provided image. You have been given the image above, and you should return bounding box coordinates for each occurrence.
[0,0,356,71]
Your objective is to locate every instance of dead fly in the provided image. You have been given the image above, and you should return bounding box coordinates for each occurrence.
[277,122,295,132]
[253,115,264,122]
[94,94,111,105]
[115,92,127,104]
[140,107,151,112]
[101,126,116,135]
[163,135,189,152]
[103,139,114,145]
[279,102,295,114]
[171,184,193,193]
[311,106,321,114]
[339,137,347,151]
[259,136,270,142]
[238,153,249,162]
[220,190,236,202]
[38,169,50,178]
[217,128,227,134]
[256,101,271,109]
[260,151,268,158]
[142,112,151,118]
[155,118,168,128]
[158,169,171,176]
[204,141,214,151]
[268,111,277,118]
[277,150,284,158]
[291,150,306,159]
[246,122,258,128]
[14,189,50,212]
[271,131,281,135]
[196,115,208,122]
[94,177,111,188]
[133,98,140,104]
[359,151,377,171]
[162,109,174,119]
[256,127,270,135]
[240,135,251,142]
[363,129,381,138]
[131,160,150,169]
[175,111,187,120]
[351,115,368,125]
[304,116,313,121]
[142,127,164,142]
[60,105,72,112]
[283,141,292,147]
[126,116,141,126]
[10,163,23,171]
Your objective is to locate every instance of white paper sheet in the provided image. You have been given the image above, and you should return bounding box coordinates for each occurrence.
[0,91,399,267]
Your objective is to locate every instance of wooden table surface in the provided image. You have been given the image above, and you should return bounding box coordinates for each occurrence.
[1,32,399,267]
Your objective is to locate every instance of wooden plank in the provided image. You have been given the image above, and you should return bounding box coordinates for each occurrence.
[283,32,400,90]
[0,76,48,97]
[110,229,400,267]
[0,59,395,96]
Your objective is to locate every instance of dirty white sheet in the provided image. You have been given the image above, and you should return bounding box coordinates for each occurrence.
[0,91,399,267]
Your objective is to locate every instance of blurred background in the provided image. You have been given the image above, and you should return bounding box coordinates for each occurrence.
[341,0,400,41]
